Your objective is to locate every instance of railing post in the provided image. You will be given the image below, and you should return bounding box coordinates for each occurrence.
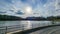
[5,26,7,34]
[22,25,24,31]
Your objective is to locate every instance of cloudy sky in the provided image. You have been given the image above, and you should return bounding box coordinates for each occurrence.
[0,0,60,18]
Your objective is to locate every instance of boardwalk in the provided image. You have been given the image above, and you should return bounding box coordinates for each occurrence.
[7,30,22,34]
[29,26,60,34]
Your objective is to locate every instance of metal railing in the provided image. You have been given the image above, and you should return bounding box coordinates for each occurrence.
[0,25,23,34]
[0,26,6,34]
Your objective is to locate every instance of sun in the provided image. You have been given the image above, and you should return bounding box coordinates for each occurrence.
[25,6,32,14]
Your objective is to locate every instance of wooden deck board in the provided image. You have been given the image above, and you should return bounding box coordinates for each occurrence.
[7,30,22,34]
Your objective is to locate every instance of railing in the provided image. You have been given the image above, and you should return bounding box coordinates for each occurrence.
[0,23,59,34]
[0,25,23,34]
[0,26,6,34]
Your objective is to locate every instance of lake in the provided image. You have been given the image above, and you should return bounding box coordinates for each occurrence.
[0,21,60,27]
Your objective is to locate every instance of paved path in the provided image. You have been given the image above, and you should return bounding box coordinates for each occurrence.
[29,26,60,34]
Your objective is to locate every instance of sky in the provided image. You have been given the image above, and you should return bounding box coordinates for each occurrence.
[0,0,60,18]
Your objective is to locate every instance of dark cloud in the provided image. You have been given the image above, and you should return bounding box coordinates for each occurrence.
[16,10,24,15]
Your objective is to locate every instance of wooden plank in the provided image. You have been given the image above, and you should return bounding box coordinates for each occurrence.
[7,30,22,34]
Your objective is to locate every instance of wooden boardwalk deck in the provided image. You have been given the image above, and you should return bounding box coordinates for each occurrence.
[7,30,22,34]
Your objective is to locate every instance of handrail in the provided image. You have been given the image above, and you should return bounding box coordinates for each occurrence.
[0,25,23,34]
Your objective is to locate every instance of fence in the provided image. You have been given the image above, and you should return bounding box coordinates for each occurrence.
[0,25,23,34]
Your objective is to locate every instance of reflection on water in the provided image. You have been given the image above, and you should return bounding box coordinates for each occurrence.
[0,21,60,26]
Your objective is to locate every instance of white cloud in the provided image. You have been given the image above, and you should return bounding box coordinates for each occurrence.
[31,0,56,17]
[0,0,60,18]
